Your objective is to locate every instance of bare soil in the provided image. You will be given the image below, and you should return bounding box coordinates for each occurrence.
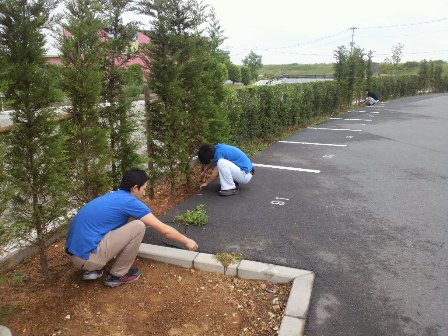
[0,166,290,335]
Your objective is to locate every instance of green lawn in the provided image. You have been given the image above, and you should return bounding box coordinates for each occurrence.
[260,63,334,78]
[260,61,448,79]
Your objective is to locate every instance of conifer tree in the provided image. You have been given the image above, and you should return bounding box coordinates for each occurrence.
[101,0,144,189]
[137,0,228,194]
[137,0,187,195]
[0,0,69,276]
[206,7,228,64]
[418,60,429,92]
[59,0,111,202]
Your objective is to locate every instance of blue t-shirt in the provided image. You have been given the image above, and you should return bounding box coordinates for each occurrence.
[213,144,253,174]
[65,190,151,259]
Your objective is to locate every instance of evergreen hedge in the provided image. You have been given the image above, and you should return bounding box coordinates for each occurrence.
[222,72,445,148]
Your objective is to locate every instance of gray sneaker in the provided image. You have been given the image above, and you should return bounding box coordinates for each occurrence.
[218,188,240,196]
[83,269,103,280]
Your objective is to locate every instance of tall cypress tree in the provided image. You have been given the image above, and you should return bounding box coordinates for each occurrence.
[137,0,191,195]
[101,0,143,189]
[59,0,111,202]
[137,0,228,194]
[0,0,69,276]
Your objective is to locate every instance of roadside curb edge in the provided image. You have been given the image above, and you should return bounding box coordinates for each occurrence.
[138,243,315,336]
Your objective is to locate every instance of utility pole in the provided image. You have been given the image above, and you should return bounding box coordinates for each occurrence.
[349,27,359,52]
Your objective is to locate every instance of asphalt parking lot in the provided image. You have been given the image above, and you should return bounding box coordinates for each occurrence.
[143,93,448,336]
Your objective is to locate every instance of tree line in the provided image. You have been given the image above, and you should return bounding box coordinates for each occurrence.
[0,0,446,276]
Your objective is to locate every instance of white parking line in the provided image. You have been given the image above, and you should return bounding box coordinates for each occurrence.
[370,112,380,114]
[279,141,347,147]
[252,163,320,174]
[308,127,362,132]
[329,118,372,121]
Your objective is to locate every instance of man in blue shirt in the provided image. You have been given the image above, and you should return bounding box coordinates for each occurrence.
[66,168,198,287]
[365,90,379,106]
[197,143,254,196]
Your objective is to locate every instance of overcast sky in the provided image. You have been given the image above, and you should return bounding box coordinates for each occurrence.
[200,0,448,65]
[50,0,448,65]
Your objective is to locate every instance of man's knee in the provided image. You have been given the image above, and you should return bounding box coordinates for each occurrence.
[216,158,227,168]
[128,220,146,236]
[134,219,146,232]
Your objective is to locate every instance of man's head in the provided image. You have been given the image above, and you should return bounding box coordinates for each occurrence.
[119,169,149,198]
[197,144,215,165]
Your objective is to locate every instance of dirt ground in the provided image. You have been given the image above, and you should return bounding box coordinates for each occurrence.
[0,166,291,336]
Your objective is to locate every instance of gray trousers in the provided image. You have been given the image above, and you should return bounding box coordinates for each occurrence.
[69,220,146,277]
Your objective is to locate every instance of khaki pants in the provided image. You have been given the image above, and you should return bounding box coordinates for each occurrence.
[69,220,146,277]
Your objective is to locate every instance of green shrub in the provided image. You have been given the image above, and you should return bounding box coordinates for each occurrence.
[174,204,208,226]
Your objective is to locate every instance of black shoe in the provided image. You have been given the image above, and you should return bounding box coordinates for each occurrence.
[219,188,240,196]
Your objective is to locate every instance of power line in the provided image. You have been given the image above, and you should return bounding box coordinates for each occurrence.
[361,17,448,30]
[297,29,348,47]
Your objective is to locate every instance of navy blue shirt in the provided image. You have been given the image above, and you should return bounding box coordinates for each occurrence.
[213,144,253,174]
[65,190,150,259]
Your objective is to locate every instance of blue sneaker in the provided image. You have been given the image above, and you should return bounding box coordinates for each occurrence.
[104,268,141,288]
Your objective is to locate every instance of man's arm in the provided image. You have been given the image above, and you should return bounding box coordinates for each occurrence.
[200,166,219,190]
[200,162,214,178]
[140,213,198,251]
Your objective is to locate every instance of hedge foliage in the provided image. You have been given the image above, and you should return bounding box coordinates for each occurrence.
[220,71,447,148]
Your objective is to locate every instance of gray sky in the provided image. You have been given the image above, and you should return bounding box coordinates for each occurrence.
[200,0,448,64]
[49,0,448,65]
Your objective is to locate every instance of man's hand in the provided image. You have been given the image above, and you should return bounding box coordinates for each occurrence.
[185,238,198,251]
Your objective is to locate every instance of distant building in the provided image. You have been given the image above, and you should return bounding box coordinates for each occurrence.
[372,62,379,77]
[45,30,151,71]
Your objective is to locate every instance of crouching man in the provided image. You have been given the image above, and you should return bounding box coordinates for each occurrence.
[197,143,254,196]
[65,168,198,287]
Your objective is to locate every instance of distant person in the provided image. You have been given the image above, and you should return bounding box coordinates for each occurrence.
[365,90,379,106]
[197,143,254,196]
[65,168,198,287]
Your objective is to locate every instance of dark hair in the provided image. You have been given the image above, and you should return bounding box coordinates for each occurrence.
[197,144,215,164]
[119,168,149,191]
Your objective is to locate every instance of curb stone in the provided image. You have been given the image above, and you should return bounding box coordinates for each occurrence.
[138,243,315,336]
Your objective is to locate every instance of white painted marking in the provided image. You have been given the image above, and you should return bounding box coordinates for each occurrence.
[346,136,354,139]
[359,110,366,112]
[330,118,372,121]
[279,141,347,147]
[308,127,362,132]
[275,197,290,200]
[252,163,320,174]
[323,154,335,158]
[370,112,380,114]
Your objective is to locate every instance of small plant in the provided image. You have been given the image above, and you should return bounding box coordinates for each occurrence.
[12,272,28,287]
[174,204,208,228]
[214,252,243,272]
[0,305,19,324]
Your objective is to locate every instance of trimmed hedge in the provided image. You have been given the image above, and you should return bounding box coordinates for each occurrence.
[222,74,445,147]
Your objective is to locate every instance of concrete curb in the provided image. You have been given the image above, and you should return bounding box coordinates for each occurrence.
[138,243,315,336]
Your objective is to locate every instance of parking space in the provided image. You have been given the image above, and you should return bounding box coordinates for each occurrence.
[143,94,448,336]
